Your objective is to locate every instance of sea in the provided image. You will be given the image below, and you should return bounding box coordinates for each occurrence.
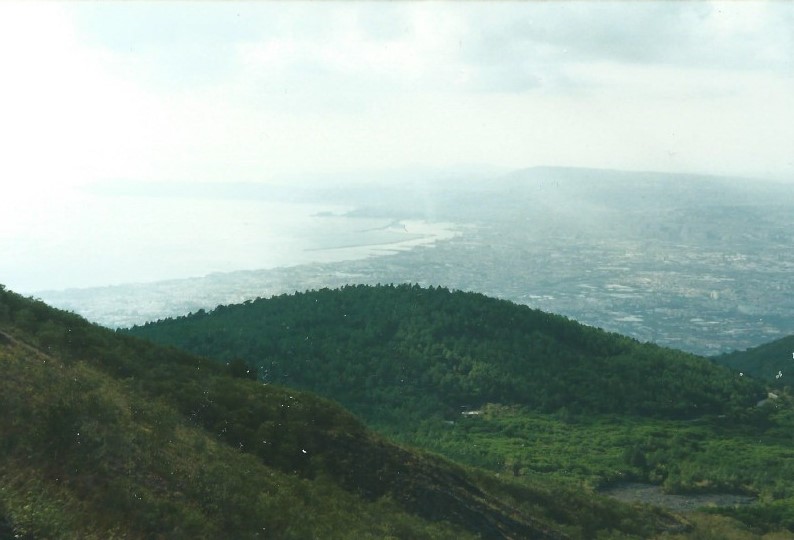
[1,186,457,294]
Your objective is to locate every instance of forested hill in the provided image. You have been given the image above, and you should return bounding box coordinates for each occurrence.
[128,284,763,423]
[3,284,692,539]
[715,334,794,383]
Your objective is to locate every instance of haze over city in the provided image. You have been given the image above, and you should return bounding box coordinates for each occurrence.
[1,2,792,352]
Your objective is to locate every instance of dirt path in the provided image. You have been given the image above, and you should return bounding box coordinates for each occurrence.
[600,482,755,512]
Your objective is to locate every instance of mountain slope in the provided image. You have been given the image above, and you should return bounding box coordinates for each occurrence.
[715,335,794,383]
[0,284,691,539]
[128,284,764,422]
[1,334,443,539]
[126,285,794,535]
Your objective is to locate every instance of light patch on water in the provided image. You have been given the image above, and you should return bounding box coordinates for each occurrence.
[605,283,635,291]
[614,315,643,323]
[2,188,458,293]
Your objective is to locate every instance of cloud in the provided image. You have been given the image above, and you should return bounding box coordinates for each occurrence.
[1,1,792,187]
[62,2,794,98]
[456,2,794,94]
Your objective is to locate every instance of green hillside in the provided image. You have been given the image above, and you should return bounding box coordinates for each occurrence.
[129,284,763,421]
[127,284,794,535]
[1,284,702,539]
[715,335,794,383]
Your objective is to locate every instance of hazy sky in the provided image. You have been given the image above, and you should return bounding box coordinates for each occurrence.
[1,0,793,194]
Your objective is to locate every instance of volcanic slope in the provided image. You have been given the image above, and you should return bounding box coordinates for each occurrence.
[129,285,794,535]
[0,284,695,539]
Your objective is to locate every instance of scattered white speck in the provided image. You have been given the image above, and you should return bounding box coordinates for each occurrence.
[301,449,307,454]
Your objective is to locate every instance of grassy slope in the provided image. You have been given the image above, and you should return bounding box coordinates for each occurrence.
[0,284,701,539]
[0,328,483,539]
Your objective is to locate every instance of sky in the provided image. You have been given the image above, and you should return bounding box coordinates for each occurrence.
[1,0,793,196]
